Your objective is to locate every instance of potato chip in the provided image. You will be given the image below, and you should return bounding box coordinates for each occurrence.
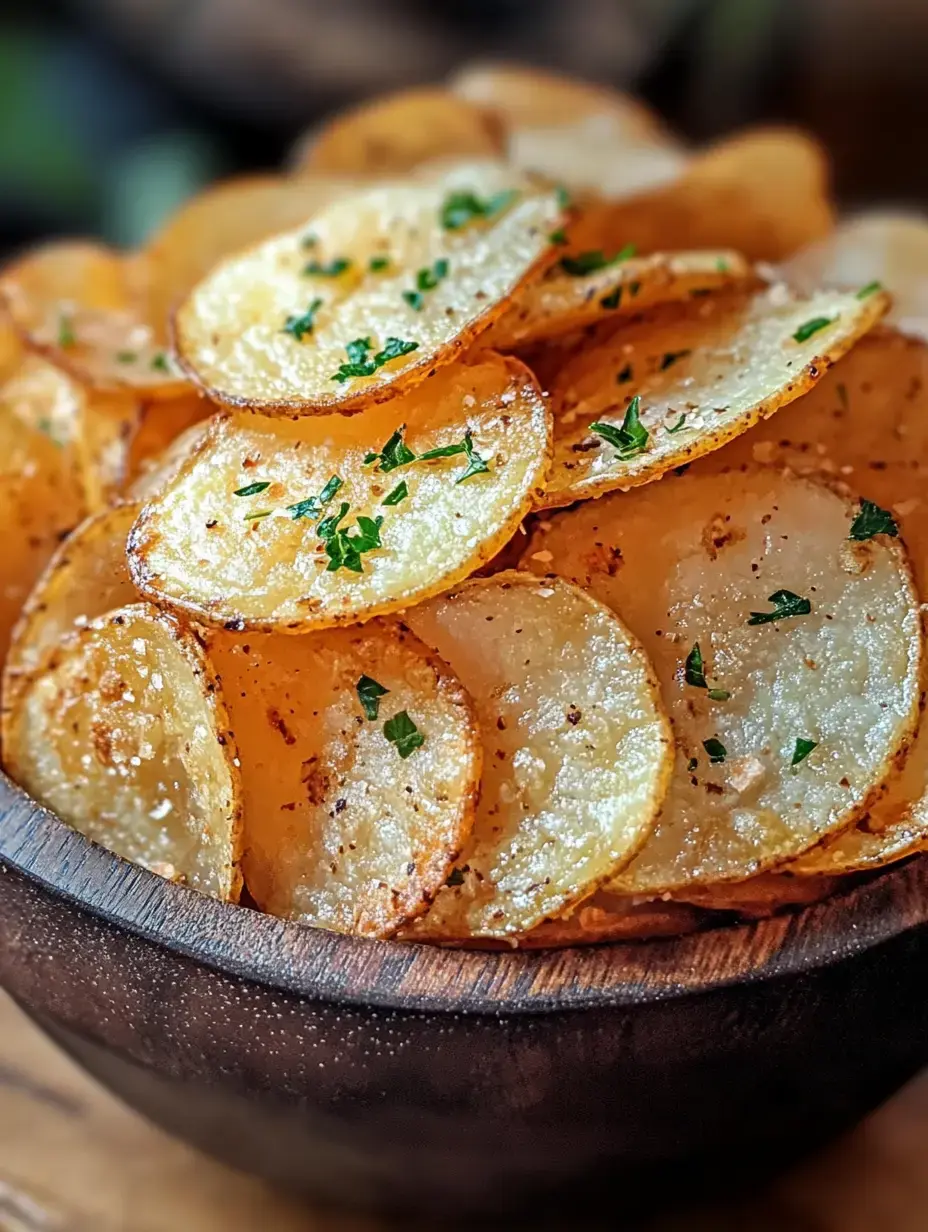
[141,173,360,340]
[523,468,921,895]
[572,128,834,263]
[207,621,479,937]
[483,248,752,350]
[297,87,504,176]
[782,212,928,337]
[2,603,242,900]
[0,313,22,383]
[3,503,139,713]
[75,391,141,511]
[1,241,188,398]
[404,572,673,939]
[538,283,888,509]
[174,163,562,413]
[124,393,211,493]
[0,357,86,665]
[129,354,550,632]
[672,871,838,917]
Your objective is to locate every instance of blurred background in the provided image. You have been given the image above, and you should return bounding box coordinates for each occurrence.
[2,0,927,258]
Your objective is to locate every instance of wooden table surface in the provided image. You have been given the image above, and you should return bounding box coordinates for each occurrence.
[1,991,927,1232]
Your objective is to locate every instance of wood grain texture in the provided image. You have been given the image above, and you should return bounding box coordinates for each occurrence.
[3,772,928,1219]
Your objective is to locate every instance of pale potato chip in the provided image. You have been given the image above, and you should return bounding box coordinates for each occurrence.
[0,357,86,665]
[483,248,752,350]
[3,503,139,714]
[2,603,242,900]
[297,87,504,176]
[572,128,834,262]
[0,241,188,398]
[129,354,550,632]
[538,283,888,508]
[75,391,141,511]
[207,621,479,937]
[523,468,921,895]
[672,871,838,917]
[174,163,563,413]
[404,572,673,939]
[782,212,928,337]
[124,393,211,494]
[141,173,360,340]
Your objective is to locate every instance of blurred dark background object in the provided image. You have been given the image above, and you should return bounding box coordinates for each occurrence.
[2,0,927,256]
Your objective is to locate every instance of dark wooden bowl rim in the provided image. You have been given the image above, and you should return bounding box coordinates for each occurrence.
[2,771,926,1015]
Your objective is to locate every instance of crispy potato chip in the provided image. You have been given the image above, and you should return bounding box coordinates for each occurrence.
[75,391,141,510]
[703,328,928,877]
[298,87,504,176]
[129,354,550,632]
[404,572,673,939]
[3,504,139,714]
[2,603,242,900]
[483,248,753,350]
[124,393,210,493]
[207,621,479,937]
[141,174,361,340]
[538,283,888,509]
[672,872,838,917]
[782,212,928,338]
[572,129,834,262]
[0,313,22,383]
[174,163,562,414]
[1,241,188,398]
[0,357,86,665]
[523,468,921,895]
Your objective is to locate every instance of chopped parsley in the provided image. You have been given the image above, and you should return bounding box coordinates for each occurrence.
[301,232,319,248]
[600,286,623,310]
[382,480,408,506]
[403,258,450,311]
[666,414,687,433]
[792,316,834,344]
[660,349,691,371]
[116,350,137,364]
[234,481,271,498]
[849,499,898,541]
[365,426,416,472]
[369,255,391,272]
[716,258,729,272]
[549,228,568,246]
[616,363,633,384]
[356,675,388,720]
[685,642,730,700]
[856,280,883,299]
[283,297,324,341]
[243,509,273,522]
[417,431,491,483]
[440,189,518,231]
[703,738,727,764]
[286,473,343,521]
[747,589,812,626]
[555,184,572,210]
[559,244,636,278]
[303,257,351,278]
[331,336,419,382]
[57,315,75,348]
[151,351,171,372]
[383,709,425,759]
[590,395,649,460]
[791,737,818,767]
[320,504,384,574]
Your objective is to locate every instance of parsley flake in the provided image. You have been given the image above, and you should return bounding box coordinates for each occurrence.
[440,189,518,231]
[856,280,883,299]
[708,688,731,702]
[301,232,319,248]
[792,316,834,344]
[356,675,389,720]
[150,351,171,373]
[748,589,812,626]
[549,228,568,246]
[321,506,384,574]
[849,499,898,541]
[404,259,449,309]
[243,509,273,522]
[116,350,137,364]
[666,414,687,433]
[57,315,75,348]
[456,431,491,483]
[684,642,707,689]
[558,244,635,277]
[365,426,416,473]
[590,395,649,460]
[703,737,727,764]
[791,737,818,767]
[283,297,324,341]
[383,709,425,759]
[303,257,350,278]
[234,481,271,498]
[369,255,391,272]
[555,185,572,210]
[331,335,418,383]
[286,474,343,521]
[382,480,409,506]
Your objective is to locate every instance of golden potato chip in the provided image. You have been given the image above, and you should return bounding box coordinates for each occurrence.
[207,621,479,937]
[2,604,242,900]
[174,163,563,413]
[672,872,838,917]
[141,173,360,340]
[572,128,834,262]
[483,248,753,350]
[129,354,550,632]
[3,503,139,714]
[75,391,141,510]
[0,357,86,665]
[124,393,210,493]
[523,468,921,895]
[297,87,504,176]
[1,241,188,398]
[0,313,22,383]
[538,283,888,509]
[404,572,673,939]
[783,212,928,337]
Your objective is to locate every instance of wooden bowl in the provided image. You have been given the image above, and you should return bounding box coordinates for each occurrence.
[2,770,928,1222]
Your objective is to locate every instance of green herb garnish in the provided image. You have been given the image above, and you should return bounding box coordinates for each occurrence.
[365,426,416,473]
[849,499,898,541]
[234,481,271,498]
[57,315,75,348]
[856,280,883,299]
[369,255,391,272]
[286,474,343,521]
[357,675,389,721]
[440,189,518,231]
[792,316,834,344]
[150,351,171,372]
[549,228,568,246]
[600,286,622,310]
[590,395,649,460]
[684,642,707,689]
[703,738,727,764]
[115,350,137,364]
[383,709,425,759]
[331,335,419,383]
[791,737,818,767]
[283,297,324,341]
[666,414,687,433]
[303,257,350,278]
[456,431,491,483]
[243,509,273,522]
[322,509,384,574]
[558,244,635,277]
[382,480,408,506]
[748,589,812,626]
[555,185,572,210]
[403,258,449,310]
